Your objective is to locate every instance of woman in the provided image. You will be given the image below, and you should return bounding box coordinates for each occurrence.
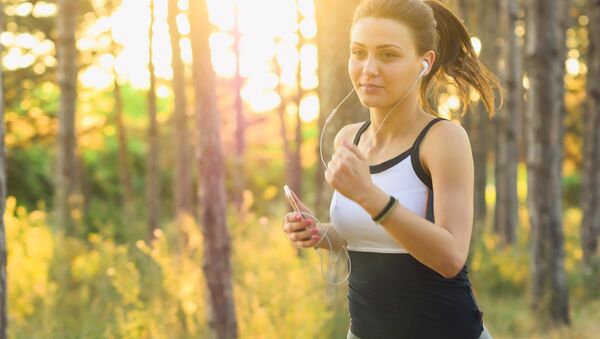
[282,0,501,338]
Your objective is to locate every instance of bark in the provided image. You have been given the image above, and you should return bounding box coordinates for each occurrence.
[470,0,497,228]
[582,0,600,269]
[189,1,238,338]
[56,0,78,235]
[494,0,522,245]
[147,0,161,239]
[168,0,193,225]
[526,0,570,324]
[109,0,134,228]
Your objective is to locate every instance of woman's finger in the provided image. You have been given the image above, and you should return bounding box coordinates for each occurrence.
[290,227,314,242]
[342,139,366,160]
[284,218,313,234]
[295,233,321,248]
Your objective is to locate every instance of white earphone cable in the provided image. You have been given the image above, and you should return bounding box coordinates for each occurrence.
[283,211,351,285]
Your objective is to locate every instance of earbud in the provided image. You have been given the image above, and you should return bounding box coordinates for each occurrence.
[418,60,429,78]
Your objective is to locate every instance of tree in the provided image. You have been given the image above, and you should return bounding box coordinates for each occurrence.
[167,0,193,226]
[582,0,600,269]
[56,0,79,235]
[107,0,134,230]
[473,0,498,228]
[314,0,367,218]
[147,0,160,239]
[189,0,238,337]
[526,0,570,324]
[0,3,8,336]
[494,0,522,245]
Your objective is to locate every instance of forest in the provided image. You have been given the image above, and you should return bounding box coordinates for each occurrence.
[0,0,599,338]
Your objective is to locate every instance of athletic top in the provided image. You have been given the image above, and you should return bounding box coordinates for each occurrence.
[330,117,484,339]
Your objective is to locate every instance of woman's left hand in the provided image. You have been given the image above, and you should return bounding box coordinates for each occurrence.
[325,139,375,202]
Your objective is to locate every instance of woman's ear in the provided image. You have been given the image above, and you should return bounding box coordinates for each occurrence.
[423,50,436,76]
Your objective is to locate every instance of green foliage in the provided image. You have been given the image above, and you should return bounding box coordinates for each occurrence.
[6,144,54,209]
[563,173,581,209]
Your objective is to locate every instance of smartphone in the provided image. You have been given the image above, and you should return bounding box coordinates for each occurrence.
[283,185,305,220]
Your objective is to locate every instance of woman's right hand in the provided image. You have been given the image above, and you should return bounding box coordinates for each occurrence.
[282,190,322,249]
[283,212,322,249]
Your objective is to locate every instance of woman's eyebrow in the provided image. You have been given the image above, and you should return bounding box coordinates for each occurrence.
[350,42,404,51]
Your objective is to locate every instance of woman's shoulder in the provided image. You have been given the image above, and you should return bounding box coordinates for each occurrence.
[333,121,367,151]
[422,118,469,147]
[419,118,472,174]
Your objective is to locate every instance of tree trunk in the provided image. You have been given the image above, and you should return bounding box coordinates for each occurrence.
[232,5,246,210]
[314,0,367,219]
[147,0,160,239]
[189,1,238,338]
[456,0,489,235]
[582,0,600,269]
[526,0,570,324]
[108,0,134,230]
[494,0,522,245]
[470,0,497,228]
[0,3,8,336]
[168,0,193,226]
[56,0,78,236]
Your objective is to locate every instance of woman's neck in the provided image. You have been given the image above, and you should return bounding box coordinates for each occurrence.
[365,99,424,152]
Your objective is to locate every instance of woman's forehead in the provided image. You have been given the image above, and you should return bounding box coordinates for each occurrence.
[351,17,415,50]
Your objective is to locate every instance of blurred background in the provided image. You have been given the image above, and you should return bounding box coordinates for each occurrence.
[0,0,598,338]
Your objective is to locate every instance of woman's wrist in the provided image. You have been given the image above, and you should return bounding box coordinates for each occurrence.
[356,185,389,217]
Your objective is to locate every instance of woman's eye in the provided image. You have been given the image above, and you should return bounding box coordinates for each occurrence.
[381,52,396,59]
[352,50,365,57]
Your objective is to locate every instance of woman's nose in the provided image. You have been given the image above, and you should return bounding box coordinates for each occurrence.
[362,55,379,76]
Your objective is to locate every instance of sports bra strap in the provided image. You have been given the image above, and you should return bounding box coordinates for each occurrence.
[353,120,371,146]
[410,117,448,190]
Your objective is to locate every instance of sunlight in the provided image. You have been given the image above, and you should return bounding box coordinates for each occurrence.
[32,1,57,17]
[471,37,482,56]
[565,57,580,76]
[446,95,461,111]
[15,2,33,16]
[81,65,113,90]
[299,93,319,122]
[2,0,319,116]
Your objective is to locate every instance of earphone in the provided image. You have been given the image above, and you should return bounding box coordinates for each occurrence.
[419,60,430,78]
[309,59,430,285]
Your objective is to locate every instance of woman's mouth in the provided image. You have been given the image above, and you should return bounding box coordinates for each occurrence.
[360,83,384,94]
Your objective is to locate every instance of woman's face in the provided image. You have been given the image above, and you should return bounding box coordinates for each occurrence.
[349,17,426,109]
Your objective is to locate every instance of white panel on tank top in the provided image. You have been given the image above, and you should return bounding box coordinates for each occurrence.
[329,154,429,253]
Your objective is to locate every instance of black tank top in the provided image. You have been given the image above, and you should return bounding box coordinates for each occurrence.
[346,118,484,339]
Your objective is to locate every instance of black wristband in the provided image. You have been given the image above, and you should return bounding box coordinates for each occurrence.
[372,196,397,223]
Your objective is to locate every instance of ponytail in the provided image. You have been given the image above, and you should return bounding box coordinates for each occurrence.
[422,0,503,117]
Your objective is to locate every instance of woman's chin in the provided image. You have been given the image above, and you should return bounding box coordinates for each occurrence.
[358,96,389,108]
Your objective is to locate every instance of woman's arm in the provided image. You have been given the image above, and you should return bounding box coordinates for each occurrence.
[325,121,474,278]
[356,122,474,278]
